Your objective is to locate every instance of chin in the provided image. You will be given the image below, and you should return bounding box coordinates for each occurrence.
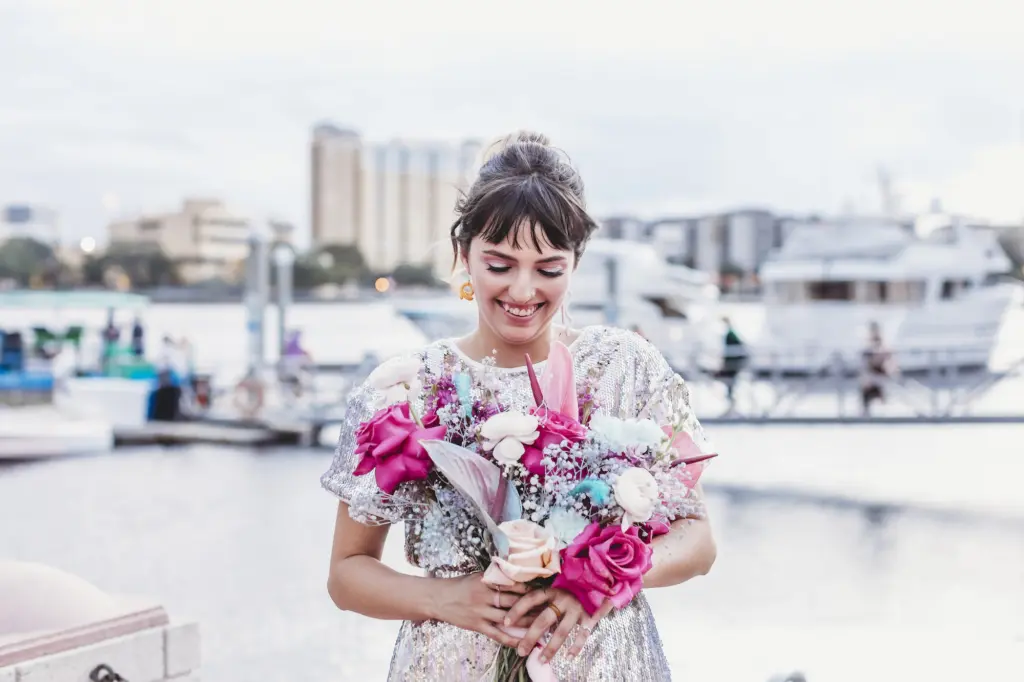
[487,299,557,346]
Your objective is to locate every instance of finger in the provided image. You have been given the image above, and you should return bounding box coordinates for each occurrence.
[569,600,614,657]
[487,581,529,595]
[497,592,522,609]
[503,590,551,628]
[482,606,514,625]
[539,603,580,663]
[517,606,557,657]
[480,623,521,650]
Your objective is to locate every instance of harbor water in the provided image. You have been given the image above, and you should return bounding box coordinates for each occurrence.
[2,302,1024,681]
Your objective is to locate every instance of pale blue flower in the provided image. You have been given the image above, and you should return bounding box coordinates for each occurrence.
[544,508,591,548]
[570,478,612,506]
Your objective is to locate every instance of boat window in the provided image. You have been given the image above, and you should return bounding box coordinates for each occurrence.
[887,280,927,303]
[940,279,971,299]
[643,296,688,319]
[858,281,889,303]
[807,281,854,301]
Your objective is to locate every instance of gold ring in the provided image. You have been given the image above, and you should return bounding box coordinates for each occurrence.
[547,603,563,620]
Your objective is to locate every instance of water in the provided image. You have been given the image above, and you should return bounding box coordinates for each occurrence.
[3,302,1024,680]
[3,432,1023,682]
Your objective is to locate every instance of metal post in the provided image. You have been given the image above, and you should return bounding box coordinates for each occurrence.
[272,242,295,370]
[604,256,619,327]
[244,227,269,377]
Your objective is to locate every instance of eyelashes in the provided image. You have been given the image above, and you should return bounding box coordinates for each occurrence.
[485,265,564,278]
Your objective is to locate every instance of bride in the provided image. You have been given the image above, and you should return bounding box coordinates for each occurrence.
[321,131,717,681]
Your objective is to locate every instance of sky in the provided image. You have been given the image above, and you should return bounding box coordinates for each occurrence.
[2,0,1024,248]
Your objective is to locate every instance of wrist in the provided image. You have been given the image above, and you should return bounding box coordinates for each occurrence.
[421,576,450,622]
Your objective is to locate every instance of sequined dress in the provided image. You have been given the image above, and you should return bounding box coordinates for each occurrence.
[321,326,710,682]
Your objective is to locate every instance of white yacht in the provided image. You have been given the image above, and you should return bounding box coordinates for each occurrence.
[566,239,722,367]
[752,214,1022,374]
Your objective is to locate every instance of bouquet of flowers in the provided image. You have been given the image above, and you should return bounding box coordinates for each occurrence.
[352,342,715,681]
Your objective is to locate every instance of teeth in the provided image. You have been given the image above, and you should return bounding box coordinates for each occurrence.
[500,302,540,317]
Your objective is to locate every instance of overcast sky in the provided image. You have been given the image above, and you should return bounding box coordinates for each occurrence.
[3,0,1024,247]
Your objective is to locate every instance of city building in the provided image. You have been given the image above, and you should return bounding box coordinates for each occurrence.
[107,198,254,283]
[310,123,482,278]
[0,204,59,246]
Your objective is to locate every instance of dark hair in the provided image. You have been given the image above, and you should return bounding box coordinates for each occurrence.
[450,131,598,268]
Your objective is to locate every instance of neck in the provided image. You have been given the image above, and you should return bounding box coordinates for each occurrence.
[467,323,558,369]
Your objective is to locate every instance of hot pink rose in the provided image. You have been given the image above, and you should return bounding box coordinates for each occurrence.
[552,522,653,615]
[353,403,446,494]
[521,407,587,480]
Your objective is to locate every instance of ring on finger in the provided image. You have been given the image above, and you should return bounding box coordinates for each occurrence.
[580,624,594,634]
[494,587,501,609]
[546,603,563,620]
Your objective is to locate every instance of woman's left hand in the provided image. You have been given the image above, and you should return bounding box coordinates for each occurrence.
[503,587,615,663]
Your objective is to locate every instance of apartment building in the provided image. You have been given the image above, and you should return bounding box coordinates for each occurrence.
[310,123,482,278]
[107,198,254,283]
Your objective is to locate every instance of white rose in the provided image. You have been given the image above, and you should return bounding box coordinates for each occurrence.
[613,467,659,526]
[480,412,540,465]
[367,357,422,407]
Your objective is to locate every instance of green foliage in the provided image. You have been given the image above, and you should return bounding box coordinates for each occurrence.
[83,242,181,288]
[0,237,59,286]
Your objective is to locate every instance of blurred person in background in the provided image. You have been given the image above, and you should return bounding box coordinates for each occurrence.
[718,316,747,411]
[860,321,896,415]
[321,131,717,680]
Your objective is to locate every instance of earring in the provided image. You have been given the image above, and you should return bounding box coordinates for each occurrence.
[459,281,475,301]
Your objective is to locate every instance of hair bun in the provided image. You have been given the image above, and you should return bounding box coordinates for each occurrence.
[481,130,551,164]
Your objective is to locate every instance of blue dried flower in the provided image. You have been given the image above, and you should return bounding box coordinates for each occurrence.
[570,478,612,506]
[453,372,473,418]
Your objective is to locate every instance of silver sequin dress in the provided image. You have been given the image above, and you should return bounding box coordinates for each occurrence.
[321,326,710,682]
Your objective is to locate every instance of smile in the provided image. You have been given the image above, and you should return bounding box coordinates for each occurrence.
[498,301,545,318]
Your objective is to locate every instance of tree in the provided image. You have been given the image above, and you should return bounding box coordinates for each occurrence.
[392,263,441,287]
[0,237,59,286]
[83,242,182,289]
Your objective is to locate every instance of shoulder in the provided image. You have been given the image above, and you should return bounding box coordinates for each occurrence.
[574,325,671,379]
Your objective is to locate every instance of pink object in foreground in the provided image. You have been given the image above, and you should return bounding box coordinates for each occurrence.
[353,403,446,494]
[496,625,559,682]
[552,523,653,616]
[662,426,717,490]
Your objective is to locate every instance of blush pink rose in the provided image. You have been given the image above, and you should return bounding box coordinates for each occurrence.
[552,522,653,615]
[481,520,561,586]
[521,407,587,480]
[353,403,446,494]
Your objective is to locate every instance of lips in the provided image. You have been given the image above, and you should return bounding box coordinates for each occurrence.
[498,300,545,319]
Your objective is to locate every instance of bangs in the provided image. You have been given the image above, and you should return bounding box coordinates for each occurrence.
[458,176,593,255]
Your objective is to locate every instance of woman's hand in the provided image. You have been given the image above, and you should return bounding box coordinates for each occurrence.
[503,587,615,663]
[431,573,528,649]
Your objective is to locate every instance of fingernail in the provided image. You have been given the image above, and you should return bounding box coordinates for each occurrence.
[504,617,510,626]
[540,655,548,664]
[517,647,525,657]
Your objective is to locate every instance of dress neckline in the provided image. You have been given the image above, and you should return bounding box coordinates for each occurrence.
[441,327,592,373]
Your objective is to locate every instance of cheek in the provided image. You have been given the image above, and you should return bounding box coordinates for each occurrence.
[538,277,571,306]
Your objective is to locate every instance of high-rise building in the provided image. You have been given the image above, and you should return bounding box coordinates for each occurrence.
[310,124,483,278]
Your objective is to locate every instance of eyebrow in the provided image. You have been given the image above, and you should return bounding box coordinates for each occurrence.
[482,249,567,264]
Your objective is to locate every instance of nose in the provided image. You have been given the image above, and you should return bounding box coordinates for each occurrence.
[507,272,537,303]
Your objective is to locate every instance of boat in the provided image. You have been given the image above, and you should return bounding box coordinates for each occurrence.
[752,214,1023,374]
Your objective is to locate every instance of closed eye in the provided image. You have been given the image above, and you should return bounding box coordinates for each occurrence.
[486,265,511,274]
[539,269,564,278]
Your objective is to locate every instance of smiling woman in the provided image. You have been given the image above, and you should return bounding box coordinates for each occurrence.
[322,131,718,682]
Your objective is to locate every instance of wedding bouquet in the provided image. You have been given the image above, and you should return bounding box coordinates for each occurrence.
[351,342,715,681]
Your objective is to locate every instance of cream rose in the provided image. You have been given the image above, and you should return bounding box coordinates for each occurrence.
[480,412,540,466]
[367,357,421,407]
[482,520,561,586]
[614,467,659,528]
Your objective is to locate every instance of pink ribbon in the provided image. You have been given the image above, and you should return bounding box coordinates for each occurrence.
[495,625,558,682]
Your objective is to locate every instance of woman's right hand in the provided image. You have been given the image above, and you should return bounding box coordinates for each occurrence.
[430,573,528,648]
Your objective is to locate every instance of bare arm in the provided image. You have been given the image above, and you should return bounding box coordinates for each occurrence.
[644,485,717,589]
[326,502,524,647]
[326,502,437,621]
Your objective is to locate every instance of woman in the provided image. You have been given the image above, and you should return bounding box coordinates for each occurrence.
[321,131,717,680]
